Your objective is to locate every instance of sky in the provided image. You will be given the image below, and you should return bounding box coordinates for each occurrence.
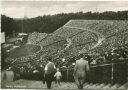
[1,1,128,18]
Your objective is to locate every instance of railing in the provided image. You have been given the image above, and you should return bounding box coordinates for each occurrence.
[60,59,127,85]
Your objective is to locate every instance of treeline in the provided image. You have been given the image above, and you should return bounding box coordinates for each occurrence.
[1,11,128,37]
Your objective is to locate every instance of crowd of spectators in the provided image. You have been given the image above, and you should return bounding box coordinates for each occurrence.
[27,32,47,45]
[5,43,128,78]
[65,20,128,38]
[5,20,128,77]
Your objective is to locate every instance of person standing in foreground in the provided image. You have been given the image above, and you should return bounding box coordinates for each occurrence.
[73,54,90,89]
[54,68,62,86]
[44,57,56,89]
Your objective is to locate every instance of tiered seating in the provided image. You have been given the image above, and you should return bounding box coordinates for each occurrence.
[27,32,47,45]
[38,34,66,47]
[5,20,128,76]
[64,20,128,38]
[64,20,128,57]
[71,31,97,45]
[91,31,128,55]
[53,27,82,38]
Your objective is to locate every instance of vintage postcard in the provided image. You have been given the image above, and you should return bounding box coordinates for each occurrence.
[1,0,128,90]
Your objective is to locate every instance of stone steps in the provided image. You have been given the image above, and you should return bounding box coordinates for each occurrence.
[56,82,128,90]
[1,79,128,89]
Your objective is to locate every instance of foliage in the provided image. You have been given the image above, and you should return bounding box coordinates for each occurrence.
[1,11,128,36]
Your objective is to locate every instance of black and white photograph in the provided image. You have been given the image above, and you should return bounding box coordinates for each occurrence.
[1,0,128,89]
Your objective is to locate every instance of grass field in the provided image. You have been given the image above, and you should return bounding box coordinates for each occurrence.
[7,44,41,58]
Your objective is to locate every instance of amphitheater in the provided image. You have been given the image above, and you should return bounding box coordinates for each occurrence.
[2,20,128,89]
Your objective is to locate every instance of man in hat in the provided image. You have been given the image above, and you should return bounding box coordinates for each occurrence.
[73,54,90,89]
[44,57,56,89]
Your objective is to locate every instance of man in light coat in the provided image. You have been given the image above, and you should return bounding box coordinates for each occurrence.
[44,57,56,89]
[74,54,90,89]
